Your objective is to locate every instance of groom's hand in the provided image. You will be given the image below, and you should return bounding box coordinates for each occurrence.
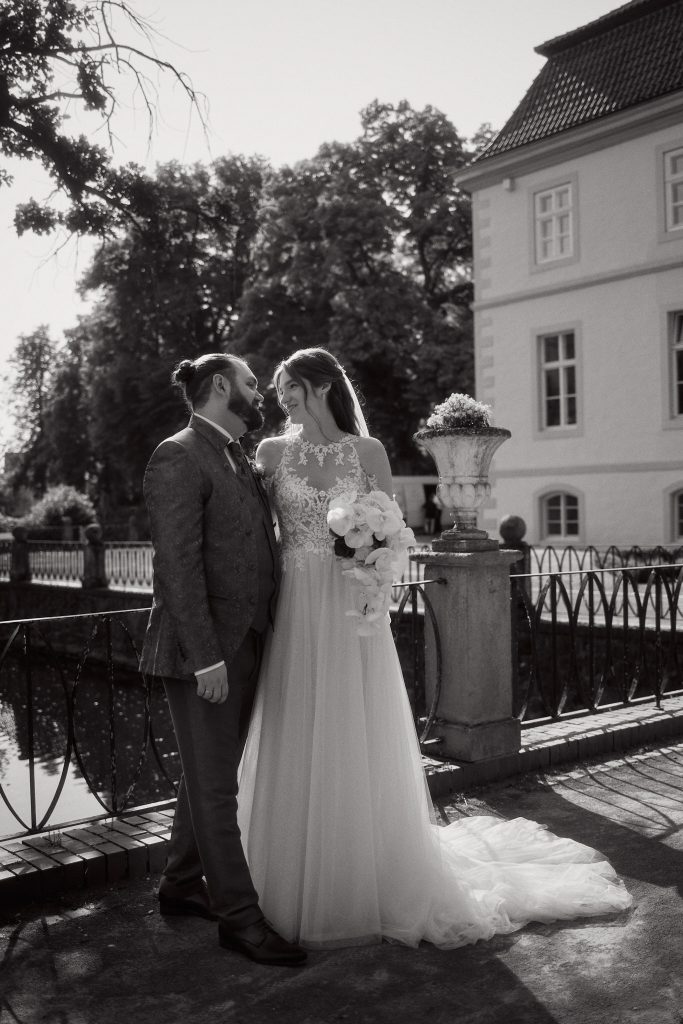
[195,664,229,704]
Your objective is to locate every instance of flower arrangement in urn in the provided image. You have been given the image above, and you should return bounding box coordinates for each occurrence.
[415,393,510,551]
[424,393,493,433]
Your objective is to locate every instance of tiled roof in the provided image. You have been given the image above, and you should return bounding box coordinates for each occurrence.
[476,0,683,161]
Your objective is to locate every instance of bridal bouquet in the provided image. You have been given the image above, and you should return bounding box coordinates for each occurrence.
[327,490,416,635]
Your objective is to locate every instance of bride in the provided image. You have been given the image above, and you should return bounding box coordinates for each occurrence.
[237,347,631,949]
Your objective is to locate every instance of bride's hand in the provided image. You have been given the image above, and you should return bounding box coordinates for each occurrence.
[195,664,229,704]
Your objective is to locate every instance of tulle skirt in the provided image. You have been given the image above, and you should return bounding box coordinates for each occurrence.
[237,554,631,949]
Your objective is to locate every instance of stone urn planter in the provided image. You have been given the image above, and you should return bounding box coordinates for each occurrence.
[415,395,510,551]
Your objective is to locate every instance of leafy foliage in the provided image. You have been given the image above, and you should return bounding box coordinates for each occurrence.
[43,326,93,487]
[6,101,494,508]
[0,0,203,235]
[5,325,57,493]
[233,101,484,469]
[21,483,97,527]
[73,156,270,504]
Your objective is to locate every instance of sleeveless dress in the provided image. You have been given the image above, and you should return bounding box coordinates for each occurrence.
[237,434,631,949]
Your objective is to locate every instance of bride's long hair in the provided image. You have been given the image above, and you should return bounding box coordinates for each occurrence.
[274,348,364,437]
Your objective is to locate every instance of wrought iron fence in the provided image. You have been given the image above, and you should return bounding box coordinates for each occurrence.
[0,608,174,840]
[511,563,683,724]
[391,579,444,749]
[527,543,683,588]
[0,580,443,839]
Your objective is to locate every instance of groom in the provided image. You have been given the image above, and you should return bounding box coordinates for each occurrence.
[141,352,306,967]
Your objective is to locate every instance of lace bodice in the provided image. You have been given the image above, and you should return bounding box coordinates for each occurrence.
[270,434,376,571]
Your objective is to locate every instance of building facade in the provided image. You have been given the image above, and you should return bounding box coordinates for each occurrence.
[456,0,683,547]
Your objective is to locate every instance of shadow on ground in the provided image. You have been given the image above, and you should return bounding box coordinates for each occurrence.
[3,742,683,1024]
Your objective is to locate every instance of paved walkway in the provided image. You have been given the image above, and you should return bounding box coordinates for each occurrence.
[2,735,683,1024]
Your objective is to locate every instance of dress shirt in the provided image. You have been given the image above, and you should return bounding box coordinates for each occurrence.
[193,413,239,471]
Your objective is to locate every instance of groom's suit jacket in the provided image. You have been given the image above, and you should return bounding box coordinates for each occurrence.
[140,415,280,680]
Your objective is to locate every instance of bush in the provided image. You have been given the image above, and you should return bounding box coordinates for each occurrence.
[22,485,97,535]
[0,511,19,534]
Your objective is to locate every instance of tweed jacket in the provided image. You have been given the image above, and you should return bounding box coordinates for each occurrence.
[140,415,280,680]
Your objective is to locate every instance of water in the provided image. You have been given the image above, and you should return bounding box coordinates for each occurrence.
[0,649,179,839]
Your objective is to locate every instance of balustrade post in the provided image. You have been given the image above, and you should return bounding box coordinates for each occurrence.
[81,523,109,589]
[10,525,32,582]
[411,548,521,761]
[499,514,530,595]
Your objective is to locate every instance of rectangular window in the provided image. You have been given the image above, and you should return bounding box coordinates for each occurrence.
[544,494,579,538]
[676,492,683,540]
[534,184,574,263]
[540,332,577,429]
[664,147,683,233]
[672,312,683,417]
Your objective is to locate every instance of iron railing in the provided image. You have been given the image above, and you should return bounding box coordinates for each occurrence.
[0,579,443,840]
[527,543,683,579]
[0,608,175,840]
[391,579,445,748]
[511,563,683,724]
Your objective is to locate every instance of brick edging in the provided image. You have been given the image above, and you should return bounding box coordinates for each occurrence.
[424,699,683,797]
[0,806,173,910]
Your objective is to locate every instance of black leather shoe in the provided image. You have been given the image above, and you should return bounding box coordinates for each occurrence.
[218,919,307,966]
[158,886,216,921]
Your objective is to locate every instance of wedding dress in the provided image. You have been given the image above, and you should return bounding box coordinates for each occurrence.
[237,433,631,949]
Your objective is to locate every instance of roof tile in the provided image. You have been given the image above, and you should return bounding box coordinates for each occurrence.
[477,0,683,161]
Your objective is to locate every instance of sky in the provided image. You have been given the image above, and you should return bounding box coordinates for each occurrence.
[0,0,621,400]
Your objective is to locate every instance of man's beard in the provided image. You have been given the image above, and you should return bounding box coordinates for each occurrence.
[229,392,264,432]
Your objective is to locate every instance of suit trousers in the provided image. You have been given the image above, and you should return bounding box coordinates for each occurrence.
[159,628,265,929]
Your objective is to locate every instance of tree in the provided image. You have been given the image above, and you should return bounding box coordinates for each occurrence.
[233,102,484,469]
[72,155,269,505]
[43,325,93,488]
[5,324,57,492]
[0,0,205,236]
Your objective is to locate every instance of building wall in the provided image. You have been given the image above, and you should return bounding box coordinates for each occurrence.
[471,120,683,547]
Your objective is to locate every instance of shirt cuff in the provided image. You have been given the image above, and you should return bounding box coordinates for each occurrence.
[195,661,225,676]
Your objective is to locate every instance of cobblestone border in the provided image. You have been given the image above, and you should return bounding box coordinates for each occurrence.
[0,807,173,910]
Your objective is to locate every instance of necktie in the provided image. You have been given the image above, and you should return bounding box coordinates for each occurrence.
[227,440,248,477]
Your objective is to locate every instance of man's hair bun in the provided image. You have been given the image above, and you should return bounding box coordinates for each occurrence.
[174,360,196,383]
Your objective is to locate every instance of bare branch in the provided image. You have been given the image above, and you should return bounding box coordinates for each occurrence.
[17,92,84,105]
[3,0,210,236]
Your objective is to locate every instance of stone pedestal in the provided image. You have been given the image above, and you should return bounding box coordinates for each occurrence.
[10,526,31,583]
[81,524,108,589]
[413,548,521,762]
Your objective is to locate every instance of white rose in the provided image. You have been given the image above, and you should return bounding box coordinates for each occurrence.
[327,504,354,536]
